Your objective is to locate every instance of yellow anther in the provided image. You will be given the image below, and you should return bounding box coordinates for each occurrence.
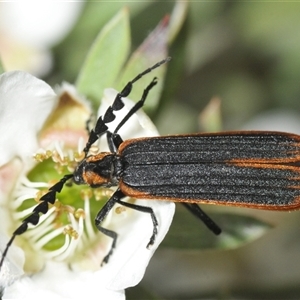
[89,145,99,155]
[74,151,85,162]
[80,189,93,200]
[63,225,79,239]
[74,208,85,220]
[45,150,53,158]
[93,188,113,201]
[115,206,126,214]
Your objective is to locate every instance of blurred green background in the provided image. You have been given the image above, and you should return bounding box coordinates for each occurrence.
[2,1,300,299]
[50,2,300,135]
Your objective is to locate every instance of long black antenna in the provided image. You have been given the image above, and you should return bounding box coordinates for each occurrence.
[0,174,73,271]
[82,57,171,157]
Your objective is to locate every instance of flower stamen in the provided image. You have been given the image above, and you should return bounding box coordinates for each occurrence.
[81,192,95,241]
[6,135,112,272]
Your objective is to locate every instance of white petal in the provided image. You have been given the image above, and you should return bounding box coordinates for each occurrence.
[4,262,125,300]
[102,200,175,290]
[95,88,175,290]
[0,233,24,294]
[2,201,174,298]
[0,71,57,167]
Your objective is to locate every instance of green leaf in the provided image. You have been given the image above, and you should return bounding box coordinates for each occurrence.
[161,204,272,250]
[116,17,170,114]
[214,211,273,249]
[76,8,130,111]
[51,3,149,83]
[168,1,189,44]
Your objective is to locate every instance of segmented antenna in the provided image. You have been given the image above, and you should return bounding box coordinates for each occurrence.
[83,57,171,156]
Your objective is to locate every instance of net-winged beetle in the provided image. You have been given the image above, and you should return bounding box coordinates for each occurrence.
[2,57,300,271]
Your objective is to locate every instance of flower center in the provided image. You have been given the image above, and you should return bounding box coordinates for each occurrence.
[10,141,112,272]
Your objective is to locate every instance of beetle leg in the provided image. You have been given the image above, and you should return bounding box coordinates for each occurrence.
[94,189,124,264]
[106,131,123,153]
[116,198,158,248]
[182,203,221,235]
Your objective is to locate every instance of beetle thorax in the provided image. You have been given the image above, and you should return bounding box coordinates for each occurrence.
[73,152,122,188]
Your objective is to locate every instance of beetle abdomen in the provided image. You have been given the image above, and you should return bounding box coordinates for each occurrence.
[120,132,300,209]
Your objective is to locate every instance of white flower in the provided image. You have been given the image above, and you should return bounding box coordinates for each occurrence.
[0,2,84,76]
[0,71,175,299]
[0,71,57,166]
